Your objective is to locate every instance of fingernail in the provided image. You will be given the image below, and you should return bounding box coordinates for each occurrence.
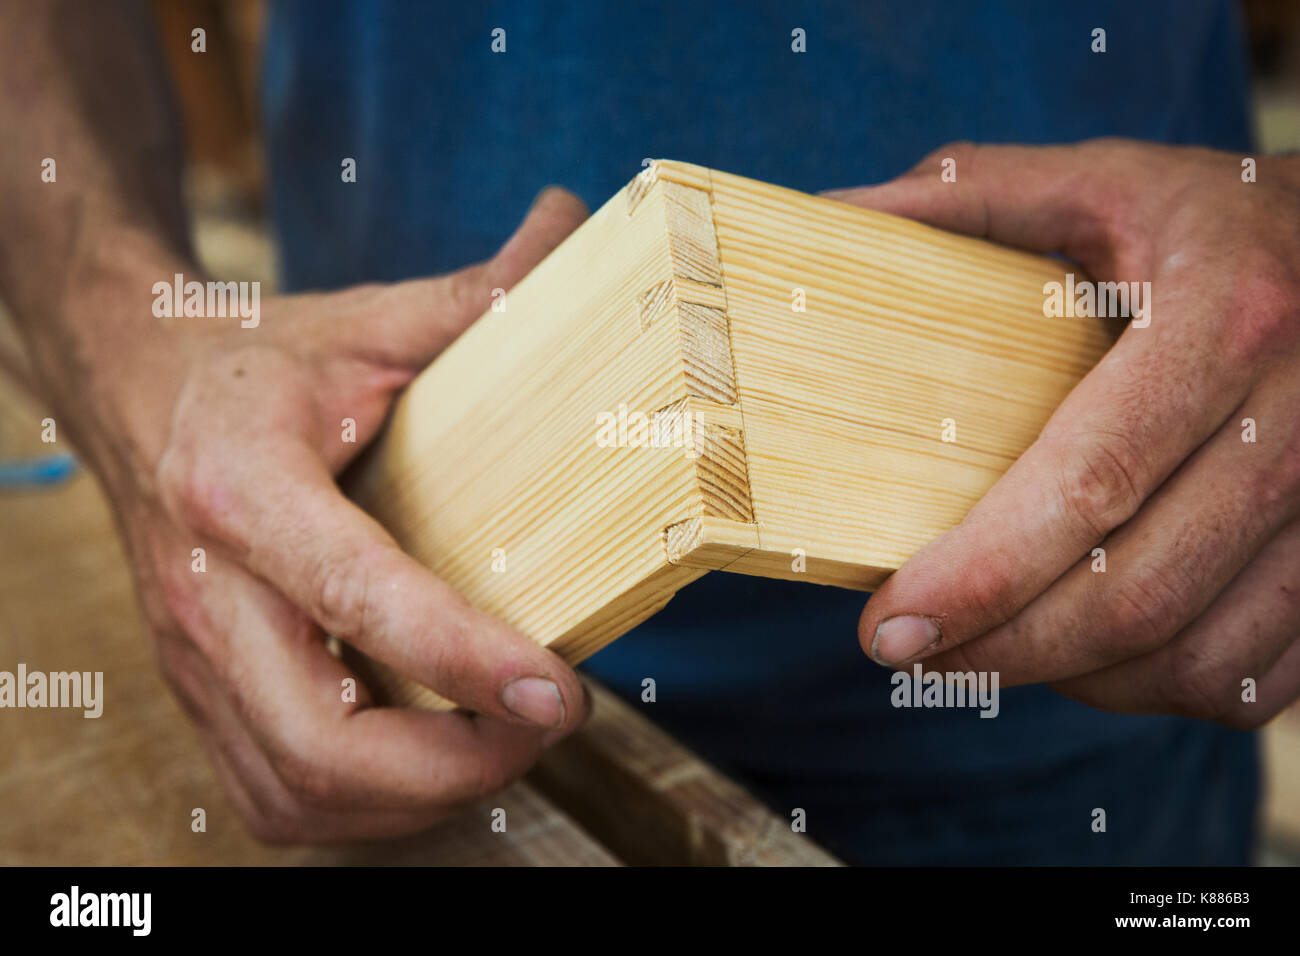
[872,616,941,665]
[527,185,564,213]
[502,677,565,728]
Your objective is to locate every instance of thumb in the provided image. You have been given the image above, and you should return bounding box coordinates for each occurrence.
[486,186,591,291]
[825,140,1136,273]
[353,187,589,369]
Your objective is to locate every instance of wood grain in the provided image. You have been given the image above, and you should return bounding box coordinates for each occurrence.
[530,682,840,866]
[349,160,1120,710]
[695,165,1121,587]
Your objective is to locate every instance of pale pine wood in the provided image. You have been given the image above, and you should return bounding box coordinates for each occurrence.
[687,166,1120,586]
[348,161,1120,710]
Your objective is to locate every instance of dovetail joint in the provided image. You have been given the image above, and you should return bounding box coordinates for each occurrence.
[638,278,675,330]
[692,422,754,522]
[626,163,660,215]
[664,517,704,563]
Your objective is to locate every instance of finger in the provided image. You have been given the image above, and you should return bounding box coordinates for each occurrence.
[1251,639,1300,724]
[169,434,588,729]
[156,627,310,832]
[345,187,589,369]
[1052,517,1300,727]
[916,383,1300,683]
[852,142,1292,668]
[216,569,559,815]
[824,140,1154,273]
[165,626,457,842]
[860,278,1258,666]
[200,728,453,845]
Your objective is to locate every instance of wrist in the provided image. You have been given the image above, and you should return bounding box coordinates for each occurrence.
[16,222,208,498]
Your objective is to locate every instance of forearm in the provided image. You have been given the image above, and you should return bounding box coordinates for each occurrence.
[0,0,200,485]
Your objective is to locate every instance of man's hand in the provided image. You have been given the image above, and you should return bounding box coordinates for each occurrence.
[92,189,590,843]
[0,2,595,843]
[831,140,1300,728]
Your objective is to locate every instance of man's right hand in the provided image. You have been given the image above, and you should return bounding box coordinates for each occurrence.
[84,189,591,843]
[0,1,590,844]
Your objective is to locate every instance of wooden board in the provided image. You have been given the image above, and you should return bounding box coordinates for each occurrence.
[529,682,840,866]
[347,160,1120,710]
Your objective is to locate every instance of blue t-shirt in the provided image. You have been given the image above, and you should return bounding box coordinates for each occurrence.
[263,0,1259,864]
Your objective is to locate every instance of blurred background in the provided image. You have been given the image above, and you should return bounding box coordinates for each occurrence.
[1,0,1297,864]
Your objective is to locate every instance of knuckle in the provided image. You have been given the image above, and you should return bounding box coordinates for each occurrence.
[919,140,976,173]
[1105,572,1186,652]
[444,734,534,805]
[441,264,491,320]
[464,758,520,802]
[273,747,344,811]
[1260,418,1300,506]
[157,443,212,529]
[956,562,1021,631]
[311,551,371,639]
[157,445,245,547]
[1056,432,1145,541]
[1222,256,1300,365]
[1165,644,1234,723]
